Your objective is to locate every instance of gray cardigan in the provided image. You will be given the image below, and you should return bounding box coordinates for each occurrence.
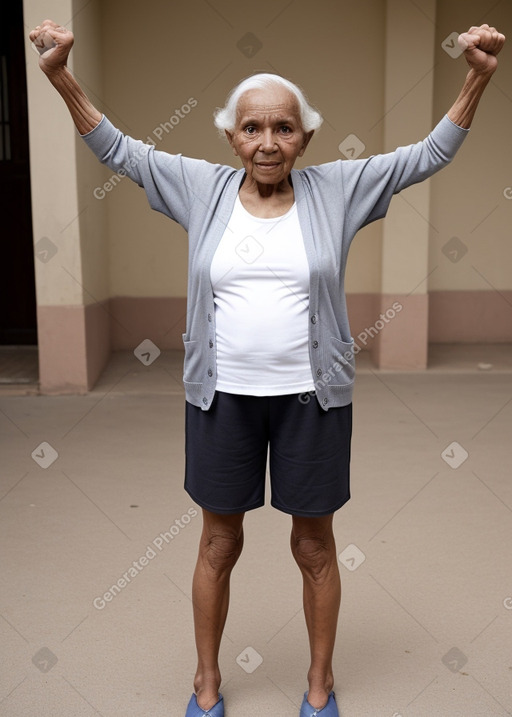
[82,114,468,410]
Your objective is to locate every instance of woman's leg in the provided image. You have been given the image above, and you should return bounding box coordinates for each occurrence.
[290,513,340,711]
[192,508,245,710]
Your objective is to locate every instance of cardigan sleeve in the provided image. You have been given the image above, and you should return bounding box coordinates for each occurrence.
[80,114,229,229]
[341,114,469,232]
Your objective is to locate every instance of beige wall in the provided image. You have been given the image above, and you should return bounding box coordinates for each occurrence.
[94,0,512,298]
[24,0,512,392]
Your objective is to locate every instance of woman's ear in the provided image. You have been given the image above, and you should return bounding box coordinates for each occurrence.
[298,130,314,157]
[225,130,238,156]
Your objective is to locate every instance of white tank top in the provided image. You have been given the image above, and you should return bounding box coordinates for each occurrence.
[210,195,314,396]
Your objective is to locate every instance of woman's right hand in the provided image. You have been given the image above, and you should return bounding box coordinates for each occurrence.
[28,18,101,134]
[29,19,74,75]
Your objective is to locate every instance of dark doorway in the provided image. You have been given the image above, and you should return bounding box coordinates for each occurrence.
[0,1,37,345]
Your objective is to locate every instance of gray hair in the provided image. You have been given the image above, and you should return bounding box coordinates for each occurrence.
[213,73,323,135]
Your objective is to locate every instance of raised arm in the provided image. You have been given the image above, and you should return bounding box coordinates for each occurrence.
[448,24,506,129]
[29,19,101,135]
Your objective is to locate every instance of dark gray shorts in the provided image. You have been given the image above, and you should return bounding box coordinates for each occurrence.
[184,391,352,517]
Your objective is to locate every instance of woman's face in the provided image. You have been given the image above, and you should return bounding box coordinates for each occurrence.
[225,85,313,186]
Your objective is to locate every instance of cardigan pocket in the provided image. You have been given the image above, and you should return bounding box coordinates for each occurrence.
[182,337,202,385]
[329,337,356,385]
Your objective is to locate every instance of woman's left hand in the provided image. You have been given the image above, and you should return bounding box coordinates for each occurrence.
[458,24,506,76]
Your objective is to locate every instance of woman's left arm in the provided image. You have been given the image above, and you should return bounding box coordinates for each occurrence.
[447,24,506,129]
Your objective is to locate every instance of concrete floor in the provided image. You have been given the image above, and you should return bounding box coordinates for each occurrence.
[1,347,511,717]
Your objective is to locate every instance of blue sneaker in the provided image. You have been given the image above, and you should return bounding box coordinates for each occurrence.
[300,691,338,717]
[185,692,224,717]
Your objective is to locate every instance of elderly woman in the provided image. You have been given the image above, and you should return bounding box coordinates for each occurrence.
[30,19,504,717]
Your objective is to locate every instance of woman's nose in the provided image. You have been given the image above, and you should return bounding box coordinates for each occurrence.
[260,129,276,152]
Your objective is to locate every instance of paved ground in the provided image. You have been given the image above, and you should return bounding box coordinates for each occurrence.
[1,347,511,716]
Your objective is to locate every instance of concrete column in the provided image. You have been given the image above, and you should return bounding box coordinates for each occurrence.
[375,0,437,369]
[24,0,109,393]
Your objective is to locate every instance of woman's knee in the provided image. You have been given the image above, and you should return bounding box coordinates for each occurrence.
[290,518,336,581]
[200,511,245,575]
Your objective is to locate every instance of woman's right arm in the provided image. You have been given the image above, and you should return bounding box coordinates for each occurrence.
[29,19,101,135]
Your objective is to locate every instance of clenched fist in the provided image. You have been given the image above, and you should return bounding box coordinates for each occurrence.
[29,19,74,74]
[458,24,506,75]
